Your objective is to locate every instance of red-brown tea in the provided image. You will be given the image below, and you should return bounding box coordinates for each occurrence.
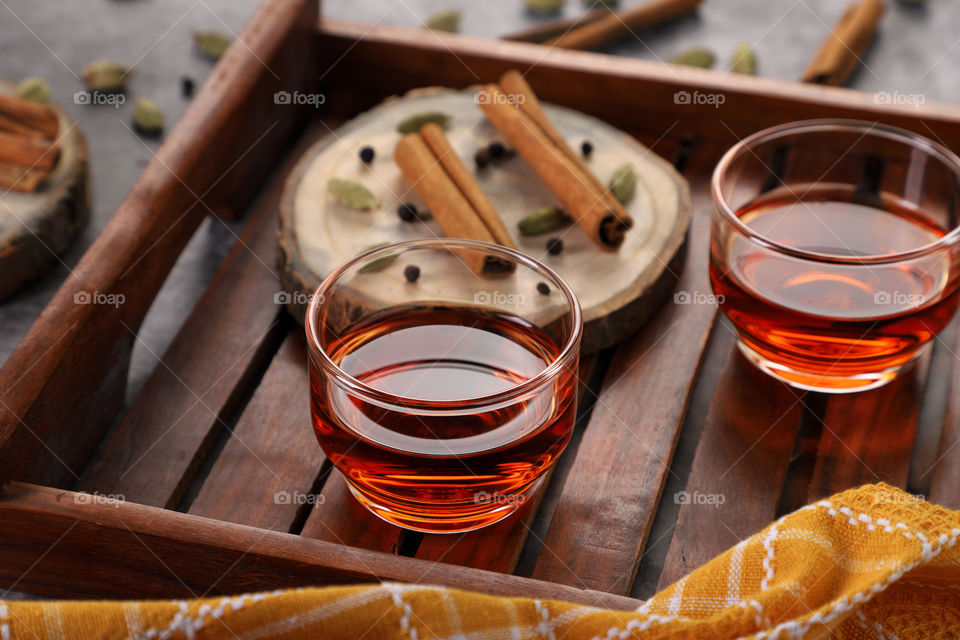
[710,185,960,390]
[309,306,577,532]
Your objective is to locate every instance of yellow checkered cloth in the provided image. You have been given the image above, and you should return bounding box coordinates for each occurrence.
[2,483,958,638]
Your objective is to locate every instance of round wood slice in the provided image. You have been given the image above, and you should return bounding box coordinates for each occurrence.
[0,83,90,301]
[279,88,690,354]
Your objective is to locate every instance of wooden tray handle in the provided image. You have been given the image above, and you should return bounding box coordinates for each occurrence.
[0,0,319,489]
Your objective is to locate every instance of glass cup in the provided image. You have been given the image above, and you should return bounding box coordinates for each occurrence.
[305,239,582,533]
[710,120,960,393]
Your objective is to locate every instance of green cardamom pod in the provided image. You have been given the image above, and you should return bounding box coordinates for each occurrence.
[328,178,378,210]
[670,47,715,69]
[132,98,165,134]
[82,60,131,92]
[608,164,637,204]
[424,10,461,32]
[525,0,566,11]
[15,77,51,103]
[194,30,233,60]
[518,206,572,236]
[731,42,757,75]
[358,243,398,273]
[396,111,451,134]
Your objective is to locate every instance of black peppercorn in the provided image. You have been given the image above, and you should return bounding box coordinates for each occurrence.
[404,264,420,283]
[359,146,375,164]
[581,140,593,157]
[546,237,563,255]
[474,148,491,169]
[536,282,550,295]
[397,203,418,222]
[488,141,506,159]
[180,76,195,98]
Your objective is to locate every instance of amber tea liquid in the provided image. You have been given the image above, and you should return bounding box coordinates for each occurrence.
[710,185,960,391]
[310,306,577,532]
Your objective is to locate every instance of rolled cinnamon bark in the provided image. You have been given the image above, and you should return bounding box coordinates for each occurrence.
[499,70,632,231]
[545,0,703,51]
[0,160,49,192]
[478,83,629,249]
[802,0,885,86]
[0,130,60,170]
[395,132,514,275]
[0,94,59,140]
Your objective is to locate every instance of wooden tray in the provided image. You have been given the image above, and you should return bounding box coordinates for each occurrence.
[2,0,960,607]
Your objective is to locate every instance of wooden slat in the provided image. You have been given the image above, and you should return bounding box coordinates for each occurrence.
[300,471,404,552]
[0,0,317,490]
[530,146,717,595]
[806,354,930,502]
[413,355,597,573]
[658,348,804,590]
[0,482,641,610]
[929,324,960,509]
[77,122,333,508]
[187,333,325,532]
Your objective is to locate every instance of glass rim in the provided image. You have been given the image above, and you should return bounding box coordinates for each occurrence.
[304,238,583,410]
[711,118,960,265]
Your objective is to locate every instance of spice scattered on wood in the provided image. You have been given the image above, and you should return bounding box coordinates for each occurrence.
[731,42,757,75]
[581,140,593,157]
[396,110,451,134]
[358,247,398,274]
[424,9,461,32]
[485,71,632,248]
[180,76,196,98]
[397,202,419,222]
[359,146,375,164]
[802,0,885,86]
[546,237,564,255]
[82,60,131,92]
[328,177,378,210]
[403,264,421,283]
[671,46,715,68]
[395,123,515,275]
[608,163,637,204]
[536,281,551,295]
[132,98,165,136]
[488,141,506,159]
[15,77,51,104]
[194,30,233,60]
[518,206,572,235]
[474,148,491,169]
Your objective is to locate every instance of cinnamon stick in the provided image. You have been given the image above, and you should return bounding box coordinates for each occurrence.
[502,6,612,44]
[0,94,59,140]
[499,70,632,231]
[0,130,60,171]
[395,131,515,275]
[478,83,629,249]
[802,0,885,86]
[0,113,50,140]
[0,160,50,193]
[545,0,703,50]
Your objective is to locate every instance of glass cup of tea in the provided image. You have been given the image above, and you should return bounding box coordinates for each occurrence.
[305,239,582,533]
[711,120,960,393]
